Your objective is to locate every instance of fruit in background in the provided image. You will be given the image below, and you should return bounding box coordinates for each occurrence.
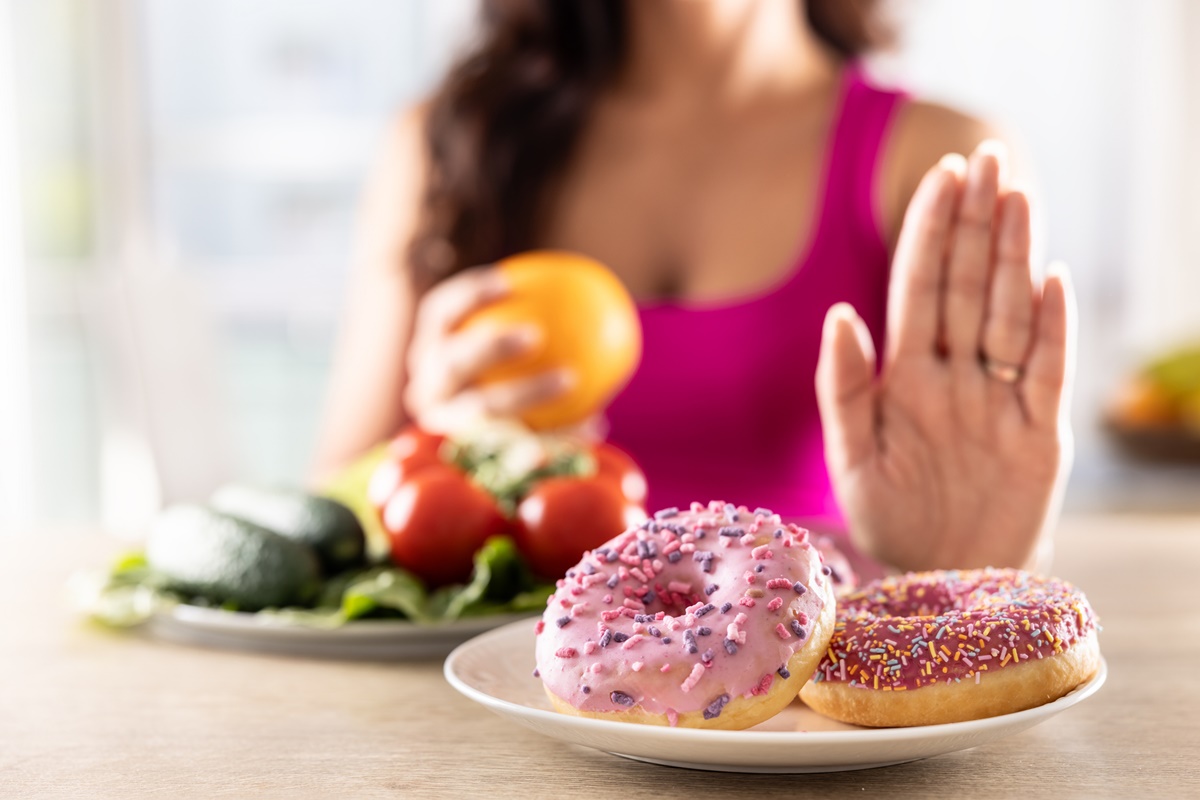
[459,250,642,430]
[1180,392,1200,435]
[1143,346,1200,401]
[381,464,509,587]
[1106,343,1200,461]
[146,505,320,610]
[1109,344,1200,431]
[210,485,366,574]
[1108,374,1177,427]
[513,477,645,579]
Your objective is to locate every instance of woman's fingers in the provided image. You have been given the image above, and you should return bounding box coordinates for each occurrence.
[406,264,517,420]
[816,302,878,474]
[440,324,540,397]
[885,155,962,363]
[477,370,576,417]
[415,266,508,335]
[406,322,538,418]
[422,369,575,432]
[1023,262,1077,428]
[981,189,1035,368]
[943,141,1004,365]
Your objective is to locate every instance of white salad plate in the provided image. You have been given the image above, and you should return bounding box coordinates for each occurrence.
[147,604,532,660]
[444,619,1107,773]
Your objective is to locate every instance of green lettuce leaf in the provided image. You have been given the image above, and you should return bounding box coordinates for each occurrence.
[75,536,553,630]
[431,536,552,620]
[337,566,432,623]
[332,537,552,623]
[70,550,178,628]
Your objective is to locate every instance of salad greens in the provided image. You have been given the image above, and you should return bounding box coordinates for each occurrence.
[77,535,551,629]
[441,427,596,515]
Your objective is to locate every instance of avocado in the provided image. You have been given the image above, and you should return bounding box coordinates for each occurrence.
[147,505,320,610]
[319,442,392,562]
[210,485,366,574]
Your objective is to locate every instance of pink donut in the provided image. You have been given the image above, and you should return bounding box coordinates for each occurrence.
[800,568,1101,727]
[534,501,837,730]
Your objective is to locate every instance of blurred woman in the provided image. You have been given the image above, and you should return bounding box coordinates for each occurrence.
[314,0,1074,571]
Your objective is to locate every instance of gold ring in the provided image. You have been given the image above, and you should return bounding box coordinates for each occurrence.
[980,355,1023,383]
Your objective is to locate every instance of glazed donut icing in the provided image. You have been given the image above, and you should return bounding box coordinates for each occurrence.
[808,568,1098,691]
[534,501,832,723]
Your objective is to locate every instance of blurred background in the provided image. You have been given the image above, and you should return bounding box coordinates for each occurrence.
[2,0,1198,532]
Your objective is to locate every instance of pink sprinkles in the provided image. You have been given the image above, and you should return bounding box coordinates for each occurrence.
[535,502,827,718]
[680,662,706,693]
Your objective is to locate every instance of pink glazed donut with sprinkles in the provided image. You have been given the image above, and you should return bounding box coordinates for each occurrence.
[800,568,1101,727]
[533,501,836,730]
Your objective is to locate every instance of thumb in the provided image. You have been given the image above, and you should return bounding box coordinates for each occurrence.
[816,302,878,473]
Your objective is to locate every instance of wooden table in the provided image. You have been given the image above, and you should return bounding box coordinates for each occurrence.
[3,514,1199,799]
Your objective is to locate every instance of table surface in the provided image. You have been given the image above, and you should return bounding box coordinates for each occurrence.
[3,513,1199,800]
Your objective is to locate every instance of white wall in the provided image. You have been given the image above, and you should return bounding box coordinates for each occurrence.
[1124,0,1200,354]
[0,0,32,529]
[18,0,483,526]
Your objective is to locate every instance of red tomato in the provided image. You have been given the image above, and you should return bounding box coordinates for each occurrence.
[369,428,446,508]
[592,442,648,506]
[513,477,644,579]
[388,426,445,462]
[382,464,508,587]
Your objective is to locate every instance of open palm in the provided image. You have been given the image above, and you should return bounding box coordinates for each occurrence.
[817,143,1075,571]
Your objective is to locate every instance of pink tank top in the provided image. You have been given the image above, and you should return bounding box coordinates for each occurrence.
[605,66,905,526]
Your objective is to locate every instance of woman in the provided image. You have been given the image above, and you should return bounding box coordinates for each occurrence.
[314,0,1074,573]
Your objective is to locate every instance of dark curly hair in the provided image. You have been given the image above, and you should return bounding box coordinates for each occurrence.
[410,0,886,288]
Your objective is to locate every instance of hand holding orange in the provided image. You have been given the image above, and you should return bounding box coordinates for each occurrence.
[459,250,642,430]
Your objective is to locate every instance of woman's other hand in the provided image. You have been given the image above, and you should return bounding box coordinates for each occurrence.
[816,141,1075,571]
[404,266,575,434]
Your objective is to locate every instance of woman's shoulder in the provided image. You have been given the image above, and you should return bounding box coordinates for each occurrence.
[877,97,1007,246]
[355,103,434,276]
[891,99,999,170]
[380,102,431,170]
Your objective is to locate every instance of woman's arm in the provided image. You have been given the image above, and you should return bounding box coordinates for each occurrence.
[310,109,428,485]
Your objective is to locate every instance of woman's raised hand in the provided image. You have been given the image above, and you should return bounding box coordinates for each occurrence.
[816,142,1075,571]
[404,267,574,433]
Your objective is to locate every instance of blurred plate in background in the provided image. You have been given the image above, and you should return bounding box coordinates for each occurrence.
[146,604,533,660]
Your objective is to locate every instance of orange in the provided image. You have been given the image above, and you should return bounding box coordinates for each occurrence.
[461,250,642,430]
[1109,375,1177,427]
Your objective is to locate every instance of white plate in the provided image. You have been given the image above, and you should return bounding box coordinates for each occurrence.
[147,604,533,660]
[444,619,1107,773]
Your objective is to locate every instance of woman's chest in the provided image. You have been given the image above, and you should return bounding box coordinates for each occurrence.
[538,103,833,302]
